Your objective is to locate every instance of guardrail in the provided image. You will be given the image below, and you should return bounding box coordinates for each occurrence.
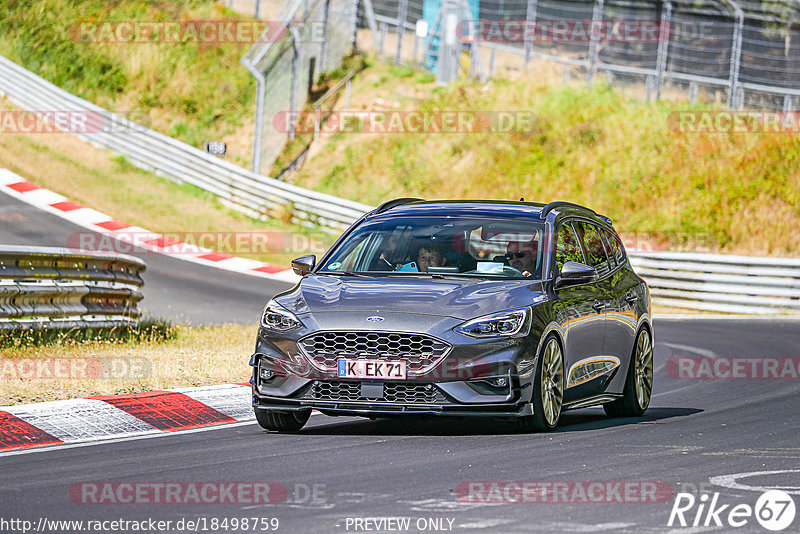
[0,246,146,329]
[0,55,372,232]
[629,252,800,315]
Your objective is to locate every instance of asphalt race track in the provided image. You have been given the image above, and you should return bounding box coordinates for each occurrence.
[2,318,799,533]
[3,189,800,533]
[0,190,292,324]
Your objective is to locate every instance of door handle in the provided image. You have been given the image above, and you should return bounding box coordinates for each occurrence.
[592,300,605,312]
[625,293,638,304]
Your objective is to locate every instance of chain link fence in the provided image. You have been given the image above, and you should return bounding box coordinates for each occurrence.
[239,0,798,177]
[362,0,800,109]
[241,0,357,175]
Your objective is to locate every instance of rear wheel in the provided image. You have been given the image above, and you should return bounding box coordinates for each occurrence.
[254,408,311,432]
[520,335,564,432]
[604,327,653,417]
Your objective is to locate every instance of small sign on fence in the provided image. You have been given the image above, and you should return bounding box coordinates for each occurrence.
[204,141,227,157]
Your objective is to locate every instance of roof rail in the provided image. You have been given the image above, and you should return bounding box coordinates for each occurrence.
[539,201,597,220]
[373,197,425,214]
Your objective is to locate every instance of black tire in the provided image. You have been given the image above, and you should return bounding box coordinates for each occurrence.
[604,327,653,418]
[254,408,311,432]
[519,335,565,432]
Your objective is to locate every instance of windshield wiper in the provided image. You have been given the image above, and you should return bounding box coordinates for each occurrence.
[320,270,373,277]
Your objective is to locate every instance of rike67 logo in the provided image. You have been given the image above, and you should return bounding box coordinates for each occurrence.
[668,490,796,531]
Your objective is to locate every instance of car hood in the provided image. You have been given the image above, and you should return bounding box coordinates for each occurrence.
[275,274,546,320]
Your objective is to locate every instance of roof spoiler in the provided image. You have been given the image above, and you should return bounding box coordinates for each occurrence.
[373,197,425,214]
[538,201,612,225]
[539,201,596,219]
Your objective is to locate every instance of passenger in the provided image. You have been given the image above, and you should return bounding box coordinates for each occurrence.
[416,243,445,273]
[506,238,538,277]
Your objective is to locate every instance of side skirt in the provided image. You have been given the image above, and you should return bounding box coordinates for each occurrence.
[562,394,622,411]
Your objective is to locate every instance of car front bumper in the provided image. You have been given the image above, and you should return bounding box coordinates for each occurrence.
[250,310,542,418]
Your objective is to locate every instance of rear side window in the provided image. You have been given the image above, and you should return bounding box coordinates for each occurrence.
[573,221,611,276]
[555,222,585,274]
[605,228,626,266]
[599,230,617,270]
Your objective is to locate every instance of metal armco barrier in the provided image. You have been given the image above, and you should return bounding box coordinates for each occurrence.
[629,252,800,315]
[0,55,373,232]
[0,246,146,329]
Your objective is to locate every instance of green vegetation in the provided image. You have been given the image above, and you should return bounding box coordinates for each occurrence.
[0,0,258,167]
[0,317,176,349]
[290,73,800,255]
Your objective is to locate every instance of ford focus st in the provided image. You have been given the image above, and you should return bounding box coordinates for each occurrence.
[250,199,653,432]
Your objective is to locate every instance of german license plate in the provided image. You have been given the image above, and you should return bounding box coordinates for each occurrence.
[337,359,406,380]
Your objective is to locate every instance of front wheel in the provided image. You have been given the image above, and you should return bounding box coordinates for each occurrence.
[519,335,564,432]
[254,408,311,432]
[604,327,653,418]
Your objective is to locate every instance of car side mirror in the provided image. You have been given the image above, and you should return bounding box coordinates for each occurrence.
[291,254,316,276]
[555,261,596,288]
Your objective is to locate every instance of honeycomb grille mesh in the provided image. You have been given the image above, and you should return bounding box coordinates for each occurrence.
[304,381,447,404]
[298,331,451,374]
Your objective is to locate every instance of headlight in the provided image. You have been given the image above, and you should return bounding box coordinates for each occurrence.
[454,307,532,338]
[261,300,303,331]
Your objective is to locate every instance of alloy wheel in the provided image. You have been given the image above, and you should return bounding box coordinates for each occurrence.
[541,338,564,426]
[634,329,653,410]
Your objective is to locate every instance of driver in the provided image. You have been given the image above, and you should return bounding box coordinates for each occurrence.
[506,237,538,277]
[374,228,412,270]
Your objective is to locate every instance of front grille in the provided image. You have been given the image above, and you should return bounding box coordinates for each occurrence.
[304,380,447,404]
[298,331,451,375]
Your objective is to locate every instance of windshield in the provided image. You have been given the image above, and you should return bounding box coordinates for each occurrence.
[319,216,546,279]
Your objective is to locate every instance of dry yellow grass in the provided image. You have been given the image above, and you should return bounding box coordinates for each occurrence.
[287,59,800,256]
[0,323,257,406]
[1,0,260,167]
[0,96,335,266]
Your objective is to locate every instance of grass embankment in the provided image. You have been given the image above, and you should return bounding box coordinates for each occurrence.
[0,0,257,167]
[0,322,256,405]
[0,319,176,350]
[290,61,800,256]
[0,111,334,265]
